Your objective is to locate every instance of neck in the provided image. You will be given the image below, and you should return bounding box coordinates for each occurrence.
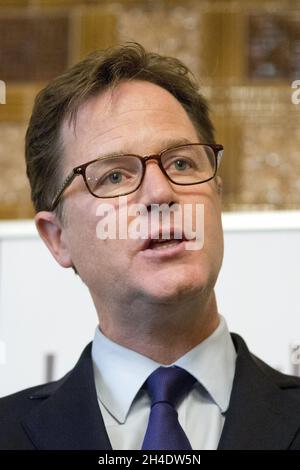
[95,290,220,364]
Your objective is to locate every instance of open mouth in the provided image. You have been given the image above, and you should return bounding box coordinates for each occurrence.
[139,230,189,258]
[148,238,183,250]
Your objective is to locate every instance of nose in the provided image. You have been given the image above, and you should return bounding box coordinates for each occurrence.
[137,159,178,207]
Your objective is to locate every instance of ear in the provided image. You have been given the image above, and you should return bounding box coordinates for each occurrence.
[215,176,223,195]
[35,211,73,268]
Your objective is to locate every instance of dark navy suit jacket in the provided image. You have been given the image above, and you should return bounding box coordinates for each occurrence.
[1,333,300,450]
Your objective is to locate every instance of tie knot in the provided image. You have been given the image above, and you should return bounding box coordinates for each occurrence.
[145,366,196,408]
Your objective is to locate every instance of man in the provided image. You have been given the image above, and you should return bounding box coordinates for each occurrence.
[1,43,300,450]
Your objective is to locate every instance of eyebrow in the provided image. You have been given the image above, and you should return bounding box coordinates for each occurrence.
[158,137,197,150]
[94,137,198,160]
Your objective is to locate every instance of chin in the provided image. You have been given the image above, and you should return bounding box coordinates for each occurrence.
[141,272,208,304]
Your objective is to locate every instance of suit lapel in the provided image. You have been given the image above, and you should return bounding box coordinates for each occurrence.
[22,344,112,450]
[21,335,300,450]
[218,334,300,449]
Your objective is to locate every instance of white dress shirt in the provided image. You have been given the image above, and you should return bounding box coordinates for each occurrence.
[91,315,237,450]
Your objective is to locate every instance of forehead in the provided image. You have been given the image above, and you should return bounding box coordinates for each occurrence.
[61,80,199,165]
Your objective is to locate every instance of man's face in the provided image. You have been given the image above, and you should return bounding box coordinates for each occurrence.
[58,80,224,307]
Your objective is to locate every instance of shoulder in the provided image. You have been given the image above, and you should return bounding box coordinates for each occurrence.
[0,372,70,413]
[0,374,70,449]
[0,344,93,450]
[218,333,300,449]
[0,343,92,418]
[252,354,300,388]
[231,332,300,396]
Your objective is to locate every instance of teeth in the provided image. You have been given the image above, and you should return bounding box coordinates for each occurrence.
[153,238,182,243]
[150,240,181,250]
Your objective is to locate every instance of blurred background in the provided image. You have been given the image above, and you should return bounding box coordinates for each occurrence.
[0,0,300,217]
[0,0,300,396]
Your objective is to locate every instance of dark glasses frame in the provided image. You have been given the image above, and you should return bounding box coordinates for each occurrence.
[49,143,224,211]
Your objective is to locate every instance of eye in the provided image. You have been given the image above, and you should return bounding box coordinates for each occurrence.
[90,168,131,191]
[166,156,194,173]
[107,171,123,184]
[173,159,191,171]
[100,167,136,187]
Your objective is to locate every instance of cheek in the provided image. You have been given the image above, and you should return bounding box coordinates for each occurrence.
[183,187,222,245]
[205,208,224,271]
[64,205,99,268]
[198,192,223,263]
[66,212,132,289]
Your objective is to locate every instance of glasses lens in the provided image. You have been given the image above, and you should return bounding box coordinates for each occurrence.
[85,155,143,197]
[162,144,216,184]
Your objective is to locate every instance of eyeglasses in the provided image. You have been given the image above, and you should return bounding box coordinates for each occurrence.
[50,143,224,211]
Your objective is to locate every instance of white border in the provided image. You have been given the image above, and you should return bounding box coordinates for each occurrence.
[222,210,300,232]
[0,211,299,239]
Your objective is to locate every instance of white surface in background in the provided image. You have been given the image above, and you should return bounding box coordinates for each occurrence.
[0,211,299,397]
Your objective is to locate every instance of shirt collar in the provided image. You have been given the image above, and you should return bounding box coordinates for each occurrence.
[92,328,160,424]
[175,316,237,413]
[92,315,236,424]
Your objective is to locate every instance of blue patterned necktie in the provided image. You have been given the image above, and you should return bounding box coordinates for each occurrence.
[141,366,196,450]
